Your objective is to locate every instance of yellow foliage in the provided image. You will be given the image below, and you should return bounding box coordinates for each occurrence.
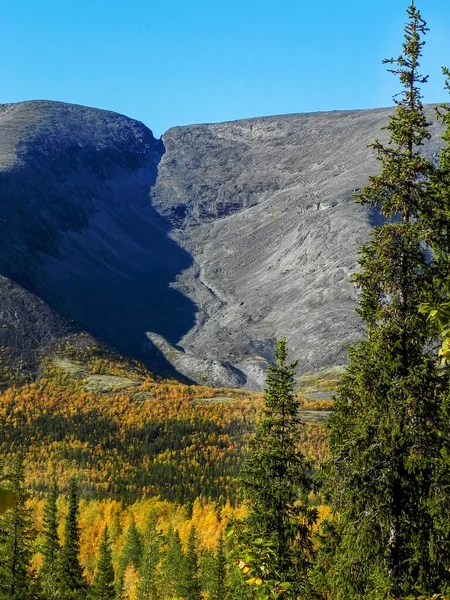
[122,564,140,600]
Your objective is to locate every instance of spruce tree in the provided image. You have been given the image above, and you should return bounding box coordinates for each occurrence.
[117,514,143,595]
[0,456,35,600]
[90,526,115,600]
[325,3,450,598]
[199,547,216,599]
[39,478,61,598]
[240,337,317,595]
[137,511,162,600]
[160,527,183,600]
[210,531,227,600]
[179,526,202,600]
[58,477,87,600]
[41,478,60,569]
[423,67,450,363]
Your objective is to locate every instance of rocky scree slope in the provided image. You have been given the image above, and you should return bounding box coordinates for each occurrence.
[151,108,442,386]
[0,101,443,388]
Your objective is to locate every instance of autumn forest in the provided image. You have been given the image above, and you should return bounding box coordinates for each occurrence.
[2,3,450,600]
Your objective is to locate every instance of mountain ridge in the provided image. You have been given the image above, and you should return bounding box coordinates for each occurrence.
[0,100,443,387]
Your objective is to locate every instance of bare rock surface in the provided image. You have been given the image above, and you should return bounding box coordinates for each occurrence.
[152,108,443,376]
[0,101,444,387]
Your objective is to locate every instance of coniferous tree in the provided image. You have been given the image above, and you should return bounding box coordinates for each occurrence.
[210,531,227,600]
[108,512,122,544]
[58,477,87,600]
[325,3,450,598]
[160,527,183,600]
[137,511,162,600]
[240,337,317,596]
[423,67,450,363]
[90,526,115,600]
[39,478,61,598]
[179,526,202,600]
[0,456,36,600]
[117,514,143,595]
[199,547,216,599]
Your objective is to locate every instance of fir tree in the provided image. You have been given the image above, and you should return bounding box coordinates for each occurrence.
[160,527,183,600]
[39,477,61,598]
[240,337,317,595]
[58,477,87,600]
[0,456,35,600]
[210,531,227,600]
[90,526,115,600]
[137,511,162,600]
[325,3,450,598]
[199,547,216,599]
[179,526,202,600]
[423,67,450,363]
[41,478,60,569]
[117,514,143,595]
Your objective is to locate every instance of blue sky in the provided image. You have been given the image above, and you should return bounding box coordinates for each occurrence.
[1,1,450,136]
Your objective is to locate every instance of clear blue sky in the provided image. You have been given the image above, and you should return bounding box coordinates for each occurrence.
[1,1,450,136]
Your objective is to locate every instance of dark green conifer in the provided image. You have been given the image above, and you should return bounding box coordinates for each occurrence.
[160,527,183,600]
[325,3,450,598]
[41,478,60,567]
[210,531,227,600]
[90,526,115,600]
[0,456,35,600]
[137,511,162,600]
[240,337,317,595]
[58,477,87,600]
[117,514,143,595]
[39,478,61,598]
[179,526,202,600]
[108,512,122,543]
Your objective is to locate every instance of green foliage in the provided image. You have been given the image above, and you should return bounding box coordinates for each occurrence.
[230,524,294,599]
[0,487,16,515]
[137,512,162,600]
[325,4,450,598]
[226,558,253,600]
[239,337,317,598]
[0,456,36,600]
[58,477,87,600]
[41,478,60,569]
[210,531,227,600]
[90,526,115,600]
[179,526,202,600]
[117,514,143,594]
[160,527,183,600]
[420,302,450,363]
[39,477,61,598]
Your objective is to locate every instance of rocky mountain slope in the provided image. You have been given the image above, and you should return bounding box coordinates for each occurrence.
[0,101,443,387]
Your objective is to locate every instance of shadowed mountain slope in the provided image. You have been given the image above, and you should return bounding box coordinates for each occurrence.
[0,101,443,387]
[0,101,197,382]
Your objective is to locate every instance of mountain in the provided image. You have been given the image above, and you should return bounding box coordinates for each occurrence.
[0,101,443,388]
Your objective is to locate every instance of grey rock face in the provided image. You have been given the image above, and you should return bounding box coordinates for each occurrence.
[152,109,443,377]
[0,101,443,387]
